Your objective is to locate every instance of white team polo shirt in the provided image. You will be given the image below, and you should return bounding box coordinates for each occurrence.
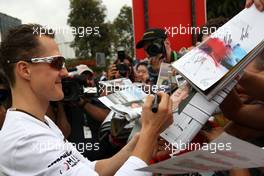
[0,109,150,176]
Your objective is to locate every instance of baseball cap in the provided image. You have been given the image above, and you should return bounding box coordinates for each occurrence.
[136,28,167,49]
[76,64,93,75]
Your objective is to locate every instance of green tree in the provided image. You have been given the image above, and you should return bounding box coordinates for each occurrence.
[68,0,111,59]
[112,5,134,58]
[207,0,245,20]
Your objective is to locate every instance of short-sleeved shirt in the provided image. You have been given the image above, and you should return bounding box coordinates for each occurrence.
[0,109,150,176]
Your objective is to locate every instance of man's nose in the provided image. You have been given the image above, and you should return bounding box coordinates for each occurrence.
[59,67,69,78]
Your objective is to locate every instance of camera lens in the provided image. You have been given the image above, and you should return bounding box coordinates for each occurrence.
[146,39,165,57]
[62,77,83,101]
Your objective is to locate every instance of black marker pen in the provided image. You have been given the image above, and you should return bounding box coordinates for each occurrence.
[151,94,160,113]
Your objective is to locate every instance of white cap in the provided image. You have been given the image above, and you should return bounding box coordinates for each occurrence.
[76,64,93,75]
[117,46,125,52]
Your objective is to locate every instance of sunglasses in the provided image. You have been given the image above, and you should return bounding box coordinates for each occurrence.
[7,55,66,70]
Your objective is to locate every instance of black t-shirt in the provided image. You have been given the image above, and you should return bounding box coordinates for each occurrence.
[64,103,117,161]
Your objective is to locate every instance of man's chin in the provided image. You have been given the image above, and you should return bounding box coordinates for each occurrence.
[51,92,64,101]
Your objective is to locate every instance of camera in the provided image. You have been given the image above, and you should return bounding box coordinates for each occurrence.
[116,46,130,77]
[62,65,97,101]
[62,74,87,102]
[146,38,166,57]
[116,63,129,77]
[117,50,126,62]
[117,46,126,62]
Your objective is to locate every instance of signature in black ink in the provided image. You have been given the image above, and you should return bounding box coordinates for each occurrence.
[240,25,249,41]
[224,33,232,46]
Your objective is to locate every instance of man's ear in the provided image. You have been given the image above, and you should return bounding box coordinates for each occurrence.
[16,61,31,81]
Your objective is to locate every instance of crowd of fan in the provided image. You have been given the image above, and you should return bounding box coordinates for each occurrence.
[0,0,264,175]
